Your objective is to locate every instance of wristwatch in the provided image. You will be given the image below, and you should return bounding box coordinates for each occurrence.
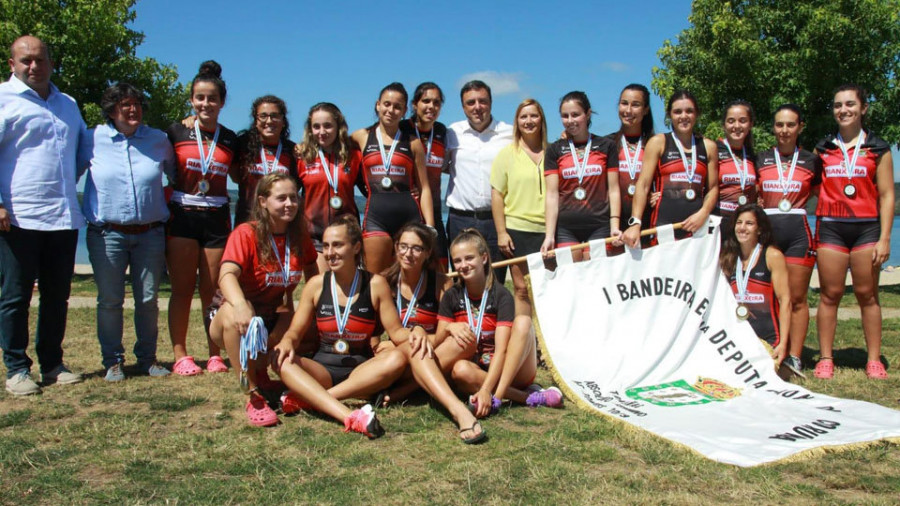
[627,216,642,227]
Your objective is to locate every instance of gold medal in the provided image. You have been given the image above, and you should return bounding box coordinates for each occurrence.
[627,184,636,196]
[736,305,749,320]
[333,339,349,355]
[843,183,857,197]
[329,195,343,209]
[778,199,792,213]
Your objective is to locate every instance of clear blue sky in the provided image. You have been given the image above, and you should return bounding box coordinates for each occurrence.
[130,0,898,176]
[131,0,693,140]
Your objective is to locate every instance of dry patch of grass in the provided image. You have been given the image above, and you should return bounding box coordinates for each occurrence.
[0,305,899,504]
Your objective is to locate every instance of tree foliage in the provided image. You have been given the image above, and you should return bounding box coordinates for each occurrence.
[0,0,189,129]
[652,0,900,149]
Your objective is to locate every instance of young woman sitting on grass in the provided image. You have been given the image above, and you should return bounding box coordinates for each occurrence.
[375,222,487,443]
[434,229,563,418]
[272,216,415,438]
[207,173,318,427]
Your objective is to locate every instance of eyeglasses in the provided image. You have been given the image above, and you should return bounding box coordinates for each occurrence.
[117,101,142,111]
[257,113,284,123]
[397,243,425,255]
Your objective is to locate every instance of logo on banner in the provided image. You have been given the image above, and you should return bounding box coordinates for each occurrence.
[625,378,742,407]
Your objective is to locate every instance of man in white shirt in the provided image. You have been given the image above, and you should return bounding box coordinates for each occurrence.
[445,80,513,282]
[0,35,88,395]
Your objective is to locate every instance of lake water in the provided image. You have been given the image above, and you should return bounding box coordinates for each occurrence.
[72,206,900,267]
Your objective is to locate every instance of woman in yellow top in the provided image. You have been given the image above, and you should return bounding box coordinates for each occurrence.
[489,98,548,398]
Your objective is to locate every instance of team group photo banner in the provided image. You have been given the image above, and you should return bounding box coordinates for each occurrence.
[527,218,900,467]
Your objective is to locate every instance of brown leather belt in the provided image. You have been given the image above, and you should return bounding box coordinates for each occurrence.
[106,222,164,234]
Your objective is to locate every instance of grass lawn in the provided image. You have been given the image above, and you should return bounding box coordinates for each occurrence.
[1,284,899,503]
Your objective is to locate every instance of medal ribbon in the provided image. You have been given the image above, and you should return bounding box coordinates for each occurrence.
[567,137,593,187]
[397,273,425,328]
[620,136,643,182]
[414,124,434,168]
[836,132,864,183]
[734,244,762,303]
[464,287,489,346]
[376,127,401,180]
[268,234,291,287]
[773,147,799,197]
[239,316,268,372]
[259,142,283,174]
[672,133,698,186]
[317,148,341,196]
[724,142,748,192]
[193,122,220,179]
[332,269,361,338]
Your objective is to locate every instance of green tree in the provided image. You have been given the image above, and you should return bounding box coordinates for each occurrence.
[653,0,900,149]
[0,0,189,129]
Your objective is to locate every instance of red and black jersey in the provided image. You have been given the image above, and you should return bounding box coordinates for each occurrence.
[315,270,377,357]
[166,123,238,197]
[400,119,446,210]
[544,134,618,229]
[438,282,514,357]
[220,222,317,316]
[727,248,781,347]
[652,133,709,227]
[815,132,890,219]
[756,147,821,210]
[297,149,362,240]
[605,132,649,225]
[395,270,440,333]
[360,127,417,195]
[716,139,757,214]
[233,134,298,225]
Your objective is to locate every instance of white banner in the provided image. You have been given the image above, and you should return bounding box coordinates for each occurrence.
[527,219,900,467]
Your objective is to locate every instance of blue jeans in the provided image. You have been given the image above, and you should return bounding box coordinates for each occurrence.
[87,225,166,369]
[446,210,507,285]
[0,226,77,377]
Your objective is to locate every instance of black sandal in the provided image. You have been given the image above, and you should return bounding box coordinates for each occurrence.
[459,421,487,445]
[372,389,390,409]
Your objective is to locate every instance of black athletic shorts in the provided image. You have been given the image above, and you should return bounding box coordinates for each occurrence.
[507,228,545,258]
[362,193,421,238]
[768,213,815,267]
[556,223,609,247]
[312,351,370,385]
[167,202,231,248]
[816,219,880,254]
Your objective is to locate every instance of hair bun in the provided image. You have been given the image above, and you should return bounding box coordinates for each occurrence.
[198,60,222,78]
